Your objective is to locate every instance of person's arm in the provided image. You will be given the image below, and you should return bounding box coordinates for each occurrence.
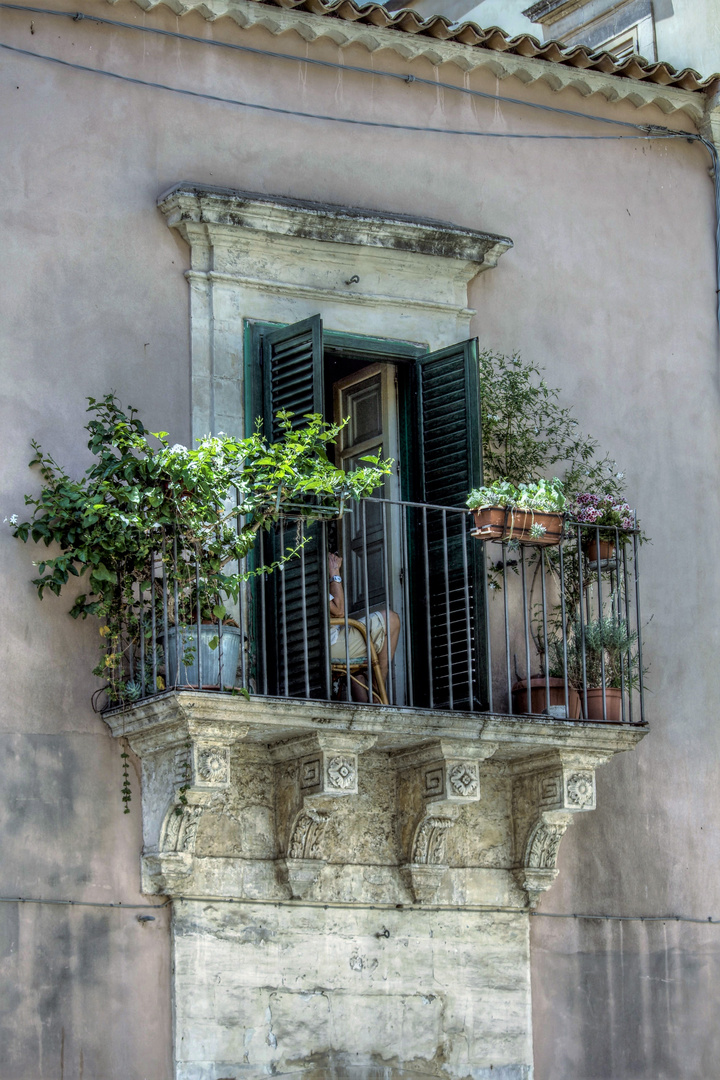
[328,552,344,618]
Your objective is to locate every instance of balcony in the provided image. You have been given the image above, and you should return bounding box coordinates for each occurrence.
[104,496,646,728]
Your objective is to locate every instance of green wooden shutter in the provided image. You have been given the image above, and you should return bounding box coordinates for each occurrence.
[411,339,488,710]
[262,316,324,438]
[260,316,328,698]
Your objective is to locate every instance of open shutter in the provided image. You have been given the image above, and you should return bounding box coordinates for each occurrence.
[260,316,328,698]
[411,339,488,710]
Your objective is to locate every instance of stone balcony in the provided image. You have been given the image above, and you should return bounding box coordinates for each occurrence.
[106,691,644,911]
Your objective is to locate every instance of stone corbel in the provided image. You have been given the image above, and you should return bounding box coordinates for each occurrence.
[511,750,609,907]
[395,739,498,904]
[271,732,378,897]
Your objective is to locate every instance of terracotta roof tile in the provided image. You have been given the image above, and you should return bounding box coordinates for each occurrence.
[246,0,720,92]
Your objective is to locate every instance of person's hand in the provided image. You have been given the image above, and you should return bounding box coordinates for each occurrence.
[328,552,342,577]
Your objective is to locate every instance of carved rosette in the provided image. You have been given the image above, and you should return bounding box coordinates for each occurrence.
[194,744,230,787]
[565,771,595,809]
[423,759,481,804]
[326,755,356,791]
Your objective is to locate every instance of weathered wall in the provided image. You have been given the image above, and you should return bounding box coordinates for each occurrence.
[173,900,531,1080]
[0,0,718,1077]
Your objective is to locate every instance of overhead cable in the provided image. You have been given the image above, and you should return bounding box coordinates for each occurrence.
[0,2,673,136]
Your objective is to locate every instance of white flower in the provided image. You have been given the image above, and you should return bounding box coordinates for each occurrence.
[616,472,624,479]
[5,514,18,526]
[168,444,187,455]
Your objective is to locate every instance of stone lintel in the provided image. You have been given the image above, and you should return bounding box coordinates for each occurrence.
[158,183,513,270]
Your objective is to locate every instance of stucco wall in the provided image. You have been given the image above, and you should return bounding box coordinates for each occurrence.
[0,1,718,1077]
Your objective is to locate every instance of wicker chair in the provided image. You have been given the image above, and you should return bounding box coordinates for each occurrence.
[329,617,389,705]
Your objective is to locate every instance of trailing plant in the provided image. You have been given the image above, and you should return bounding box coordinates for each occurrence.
[10,394,392,708]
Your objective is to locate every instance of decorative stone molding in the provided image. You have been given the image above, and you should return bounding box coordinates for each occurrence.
[158,183,512,441]
[395,738,498,806]
[288,808,332,860]
[193,743,231,787]
[511,749,609,906]
[273,731,377,800]
[412,813,457,865]
[120,0,706,124]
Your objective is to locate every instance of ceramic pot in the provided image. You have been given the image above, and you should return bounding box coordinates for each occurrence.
[584,538,616,564]
[512,676,581,718]
[163,624,242,688]
[583,686,623,722]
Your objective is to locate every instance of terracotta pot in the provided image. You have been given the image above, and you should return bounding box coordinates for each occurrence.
[583,686,623,723]
[471,507,564,546]
[512,676,581,719]
[584,538,616,564]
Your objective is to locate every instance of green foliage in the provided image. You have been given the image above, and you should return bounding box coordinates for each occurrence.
[466,477,566,514]
[479,350,627,500]
[549,616,639,690]
[10,394,392,708]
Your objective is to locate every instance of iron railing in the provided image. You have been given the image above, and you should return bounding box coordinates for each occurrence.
[106,497,645,725]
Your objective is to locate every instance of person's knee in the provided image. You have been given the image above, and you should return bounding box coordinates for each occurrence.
[389,610,401,636]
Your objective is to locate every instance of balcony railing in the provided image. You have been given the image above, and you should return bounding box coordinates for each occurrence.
[105,497,645,726]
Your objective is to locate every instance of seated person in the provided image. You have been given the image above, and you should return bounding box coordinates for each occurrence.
[327,552,400,702]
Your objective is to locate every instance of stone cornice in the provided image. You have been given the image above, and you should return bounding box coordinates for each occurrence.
[104,689,646,759]
[158,183,513,268]
[121,0,706,125]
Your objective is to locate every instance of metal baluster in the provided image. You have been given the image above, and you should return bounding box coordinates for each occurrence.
[422,507,433,709]
[361,501,373,704]
[558,538,569,719]
[235,490,247,694]
[622,538,633,725]
[520,547,532,714]
[614,527,626,724]
[401,504,413,708]
[320,519,331,702]
[195,544,202,691]
[279,519,289,697]
[382,501,393,705]
[139,570,146,699]
[172,530,181,688]
[633,529,645,726]
[150,552,157,697]
[441,509,453,711]
[299,520,310,699]
[577,526,588,720]
[502,542,512,714]
[460,513,474,711]
[540,547,550,714]
[161,536,169,693]
[595,525,606,721]
[258,529,268,696]
[342,508,351,702]
[481,530,493,714]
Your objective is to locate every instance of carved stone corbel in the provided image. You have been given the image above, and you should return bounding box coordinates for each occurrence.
[395,740,498,903]
[511,750,609,907]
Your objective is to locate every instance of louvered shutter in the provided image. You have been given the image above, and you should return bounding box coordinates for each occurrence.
[411,339,488,710]
[260,316,328,698]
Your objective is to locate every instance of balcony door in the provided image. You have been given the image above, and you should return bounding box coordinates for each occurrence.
[332,363,406,702]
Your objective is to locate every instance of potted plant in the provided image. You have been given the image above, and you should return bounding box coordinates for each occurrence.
[569,493,636,564]
[9,394,391,708]
[467,478,566,546]
[549,616,639,722]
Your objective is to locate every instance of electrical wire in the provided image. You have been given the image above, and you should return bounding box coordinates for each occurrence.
[531,911,720,925]
[1,894,717,924]
[0,6,717,321]
[0,40,693,143]
[0,2,678,136]
[0,895,170,909]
